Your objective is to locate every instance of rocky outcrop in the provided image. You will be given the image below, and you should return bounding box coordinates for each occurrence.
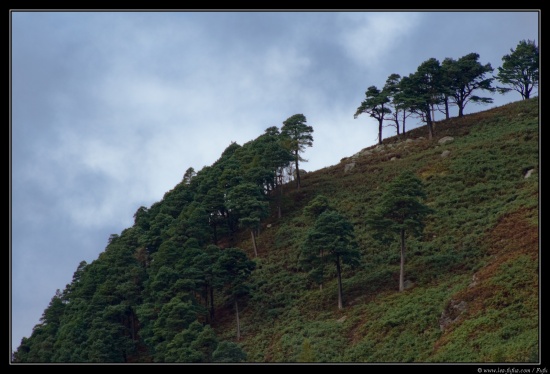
[344,163,356,172]
[439,299,468,332]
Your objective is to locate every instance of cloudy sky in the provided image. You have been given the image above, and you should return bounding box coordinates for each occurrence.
[10,10,539,352]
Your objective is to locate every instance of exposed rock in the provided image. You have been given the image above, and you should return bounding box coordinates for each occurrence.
[441,150,450,158]
[266,224,272,228]
[469,274,478,288]
[361,150,373,156]
[403,280,415,289]
[438,136,454,145]
[524,168,535,179]
[439,299,468,332]
[405,139,414,143]
[336,316,347,323]
[344,163,355,172]
[390,157,397,161]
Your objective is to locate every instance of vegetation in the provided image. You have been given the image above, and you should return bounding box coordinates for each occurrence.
[281,113,314,189]
[13,41,538,363]
[367,171,433,292]
[496,39,539,100]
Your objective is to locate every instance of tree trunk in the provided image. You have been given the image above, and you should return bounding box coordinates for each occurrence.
[209,285,215,322]
[277,178,282,219]
[235,298,241,341]
[399,228,406,292]
[251,230,258,257]
[395,119,400,137]
[402,111,407,135]
[295,151,301,189]
[458,97,465,117]
[204,284,210,322]
[426,110,434,140]
[336,256,343,310]
[377,118,383,144]
[444,97,450,120]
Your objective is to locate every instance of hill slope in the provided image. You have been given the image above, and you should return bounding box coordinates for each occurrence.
[13,97,539,363]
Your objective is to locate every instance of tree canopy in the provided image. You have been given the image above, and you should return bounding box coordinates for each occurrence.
[281,113,314,189]
[496,39,539,100]
[367,171,433,292]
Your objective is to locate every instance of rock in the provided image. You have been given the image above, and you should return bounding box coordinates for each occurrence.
[361,150,373,156]
[403,280,415,289]
[390,157,397,161]
[524,168,534,178]
[405,139,414,143]
[336,316,347,323]
[469,274,478,288]
[441,150,450,158]
[439,299,468,332]
[266,224,272,228]
[438,136,454,145]
[344,163,355,172]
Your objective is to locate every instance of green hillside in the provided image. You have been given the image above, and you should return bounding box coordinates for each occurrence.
[13,97,539,363]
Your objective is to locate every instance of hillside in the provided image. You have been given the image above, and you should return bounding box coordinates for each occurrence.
[13,97,539,363]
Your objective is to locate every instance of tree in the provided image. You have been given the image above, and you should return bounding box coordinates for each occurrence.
[496,39,539,100]
[281,114,314,189]
[182,167,196,185]
[384,73,413,136]
[226,183,269,257]
[442,53,495,117]
[212,341,248,362]
[354,85,391,145]
[215,248,256,340]
[400,58,444,140]
[367,171,433,292]
[301,210,361,309]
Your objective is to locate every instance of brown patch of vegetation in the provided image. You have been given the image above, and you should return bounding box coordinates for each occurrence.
[433,207,538,351]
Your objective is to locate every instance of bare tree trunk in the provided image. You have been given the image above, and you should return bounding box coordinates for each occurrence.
[209,286,215,322]
[377,117,383,144]
[235,299,241,341]
[295,151,301,189]
[426,110,434,140]
[399,229,406,292]
[251,230,258,257]
[336,256,343,309]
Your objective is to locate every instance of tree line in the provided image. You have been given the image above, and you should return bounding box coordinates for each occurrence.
[354,39,539,144]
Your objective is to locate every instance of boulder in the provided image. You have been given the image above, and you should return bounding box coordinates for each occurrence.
[524,168,535,178]
[438,136,454,145]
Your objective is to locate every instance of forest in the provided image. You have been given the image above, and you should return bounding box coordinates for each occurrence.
[12,39,539,363]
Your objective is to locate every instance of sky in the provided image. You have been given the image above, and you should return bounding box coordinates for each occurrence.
[10,10,539,353]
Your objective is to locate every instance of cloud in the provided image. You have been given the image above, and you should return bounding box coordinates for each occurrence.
[337,12,422,76]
